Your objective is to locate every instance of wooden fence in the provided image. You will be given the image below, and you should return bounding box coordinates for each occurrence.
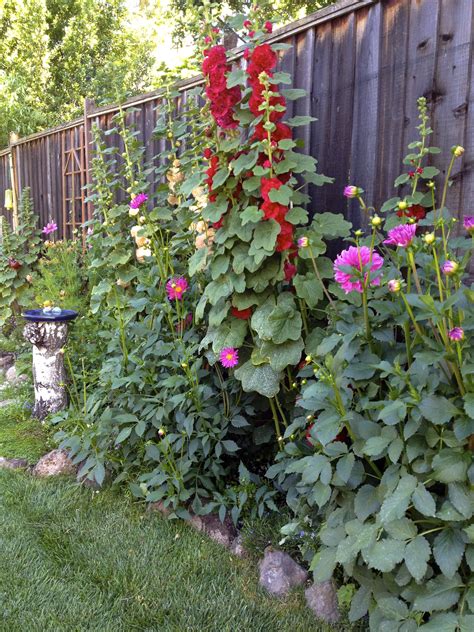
[0,0,473,239]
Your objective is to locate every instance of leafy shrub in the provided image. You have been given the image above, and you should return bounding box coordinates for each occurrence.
[268,100,474,629]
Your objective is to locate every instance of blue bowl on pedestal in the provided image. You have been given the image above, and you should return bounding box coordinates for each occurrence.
[22,309,79,323]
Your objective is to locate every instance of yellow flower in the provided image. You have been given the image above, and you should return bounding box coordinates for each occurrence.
[452,145,465,158]
[423,232,436,245]
[136,247,151,262]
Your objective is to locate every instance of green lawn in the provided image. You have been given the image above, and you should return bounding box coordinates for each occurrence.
[0,470,354,632]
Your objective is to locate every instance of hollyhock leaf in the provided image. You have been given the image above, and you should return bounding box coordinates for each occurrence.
[232,149,258,175]
[268,184,292,205]
[282,88,307,100]
[304,171,334,186]
[242,176,261,193]
[433,528,465,579]
[246,258,281,293]
[274,157,298,173]
[432,449,470,483]
[267,293,302,344]
[380,197,400,213]
[232,243,259,274]
[234,360,281,398]
[189,248,208,276]
[419,613,460,632]
[251,297,276,340]
[269,70,292,83]
[226,68,246,88]
[212,167,230,189]
[287,115,317,126]
[250,220,280,253]
[278,139,296,150]
[260,337,304,372]
[208,299,230,328]
[293,273,323,308]
[311,212,352,239]
[202,199,227,223]
[240,206,263,226]
[287,152,318,174]
[419,395,459,425]
[180,171,203,196]
[420,166,440,179]
[405,535,430,582]
[285,206,308,224]
[211,320,247,353]
[395,173,410,186]
[210,254,230,280]
[204,276,234,305]
[365,538,405,572]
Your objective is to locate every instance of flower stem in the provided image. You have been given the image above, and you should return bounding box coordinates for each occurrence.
[308,244,336,309]
[269,397,283,450]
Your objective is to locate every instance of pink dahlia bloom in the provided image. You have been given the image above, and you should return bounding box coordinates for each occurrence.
[448,327,464,341]
[384,224,417,248]
[130,193,148,209]
[334,246,384,294]
[219,347,239,368]
[166,276,189,300]
[463,216,474,234]
[42,222,58,235]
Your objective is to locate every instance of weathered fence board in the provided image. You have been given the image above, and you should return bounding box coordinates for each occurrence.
[0,0,473,239]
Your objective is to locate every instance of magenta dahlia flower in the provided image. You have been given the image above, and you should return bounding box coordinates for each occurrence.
[166,276,189,300]
[463,216,474,234]
[448,327,464,341]
[384,224,417,248]
[42,222,58,235]
[129,193,148,209]
[219,347,239,368]
[333,246,384,294]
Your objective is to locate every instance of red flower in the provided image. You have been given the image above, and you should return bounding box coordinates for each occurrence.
[397,204,426,222]
[202,45,241,129]
[284,260,297,282]
[243,19,252,28]
[203,147,212,159]
[206,154,219,191]
[213,216,224,229]
[8,258,22,270]
[276,221,294,252]
[261,200,287,222]
[231,306,252,319]
[264,21,273,33]
[248,44,277,77]
[261,176,283,202]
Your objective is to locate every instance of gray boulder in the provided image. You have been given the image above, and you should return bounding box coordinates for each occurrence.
[32,449,76,477]
[305,580,340,623]
[0,457,28,470]
[188,513,237,547]
[259,548,308,597]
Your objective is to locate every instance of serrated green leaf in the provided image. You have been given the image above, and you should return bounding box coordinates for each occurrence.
[412,483,437,516]
[433,528,465,578]
[419,395,459,425]
[378,401,407,425]
[379,475,417,524]
[310,547,337,581]
[365,538,405,572]
[432,449,470,483]
[413,574,461,612]
[405,535,430,581]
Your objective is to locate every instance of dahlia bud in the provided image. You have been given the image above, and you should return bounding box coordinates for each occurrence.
[343,185,360,199]
[354,229,364,237]
[398,201,408,211]
[448,327,464,342]
[305,355,312,363]
[452,145,465,158]
[442,260,459,276]
[181,362,188,369]
[427,181,435,189]
[297,236,309,248]
[423,232,436,245]
[370,215,383,228]
[158,428,166,437]
[388,279,402,293]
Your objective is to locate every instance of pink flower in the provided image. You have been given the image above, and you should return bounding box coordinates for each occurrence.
[387,279,402,293]
[442,260,459,276]
[219,347,239,368]
[334,246,384,294]
[297,236,308,248]
[42,222,58,235]
[284,261,297,282]
[384,224,417,248]
[129,193,148,209]
[463,216,474,234]
[448,327,464,341]
[166,276,189,300]
[343,185,360,199]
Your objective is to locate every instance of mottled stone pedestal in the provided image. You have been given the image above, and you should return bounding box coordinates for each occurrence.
[23,321,69,420]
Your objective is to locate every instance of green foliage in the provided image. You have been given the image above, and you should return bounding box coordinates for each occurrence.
[0,188,42,327]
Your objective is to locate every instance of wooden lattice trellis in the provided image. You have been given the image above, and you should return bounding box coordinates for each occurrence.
[61,126,86,240]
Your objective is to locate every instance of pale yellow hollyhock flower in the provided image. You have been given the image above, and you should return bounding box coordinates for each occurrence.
[136,247,151,262]
[116,278,130,288]
[129,207,140,217]
[135,235,149,248]
[130,225,141,239]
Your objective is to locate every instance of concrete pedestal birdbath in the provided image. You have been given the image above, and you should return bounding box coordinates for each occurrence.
[22,308,78,420]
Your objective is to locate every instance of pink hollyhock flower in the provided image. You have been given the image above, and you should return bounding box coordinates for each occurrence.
[463,216,474,234]
[129,193,148,209]
[384,224,417,248]
[166,276,189,300]
[284,261,297,282]
[334,246,384,294]
[219,347,239,368]
[42,222,58,235]
[343,185,360,199]
[442,260,459,276]
[448,327,464,341]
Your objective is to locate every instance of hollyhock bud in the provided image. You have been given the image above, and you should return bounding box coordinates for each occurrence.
[423,232,436,245]
[452,145,465,158]
[387,279,402,293]
[442,260,459,276]
[243,19,252,28]
[264,21,273,33]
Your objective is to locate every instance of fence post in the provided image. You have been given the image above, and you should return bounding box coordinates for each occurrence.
[83,98,95,225]
[8,132,19,230]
